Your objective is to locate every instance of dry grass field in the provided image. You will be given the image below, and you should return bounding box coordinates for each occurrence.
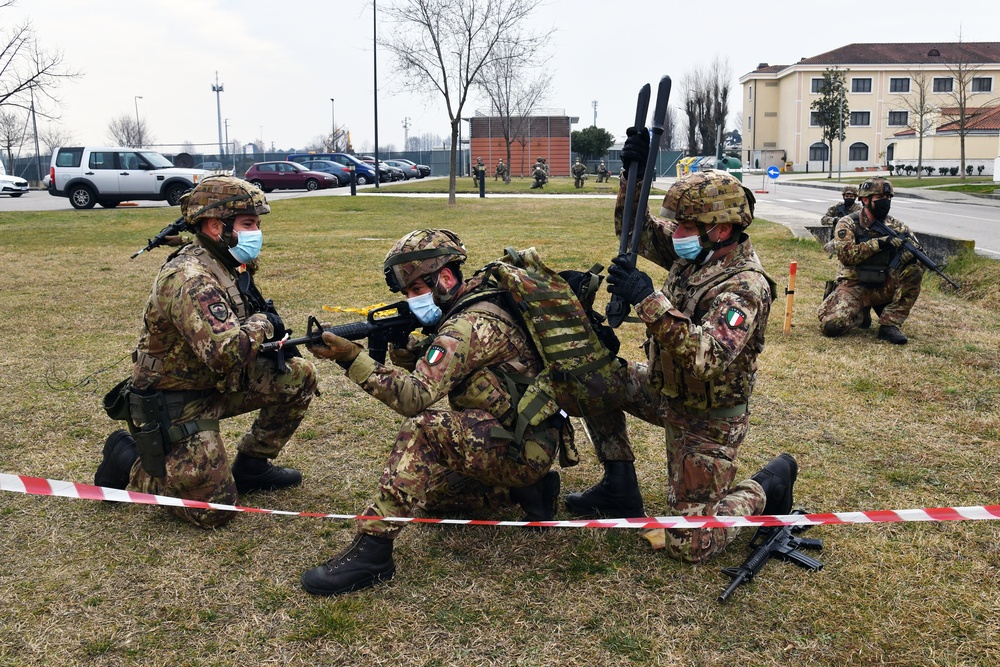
[0,194,997,666]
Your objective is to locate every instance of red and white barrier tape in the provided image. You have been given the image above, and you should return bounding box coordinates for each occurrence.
[3,473,999,530]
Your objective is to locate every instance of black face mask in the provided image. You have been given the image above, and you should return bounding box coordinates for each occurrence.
[871,198,891,220]
[843,198,856,208]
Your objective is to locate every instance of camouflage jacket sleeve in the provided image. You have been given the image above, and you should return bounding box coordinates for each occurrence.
[157,265,272,382]
[833,216,883,266]
[346,309,516,418]
[820,203,843,226]
[635,272,770,381]
[613,177,678,269]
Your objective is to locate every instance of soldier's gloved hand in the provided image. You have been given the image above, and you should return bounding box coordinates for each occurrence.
[388,343,419,371]
[308,331,362,365]
[621,126,650,177]
[263,311,286,342]
[877,236,904,251]
[607,254,655,305]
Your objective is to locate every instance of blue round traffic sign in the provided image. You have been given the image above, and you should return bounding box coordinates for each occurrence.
[767,165,780,179]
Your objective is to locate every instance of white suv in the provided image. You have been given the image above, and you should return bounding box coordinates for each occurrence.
[48,147,209,209]
[0,159,29,197]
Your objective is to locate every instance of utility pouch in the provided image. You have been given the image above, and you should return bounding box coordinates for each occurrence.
[134,422,167,478]
[102,378,132,423]
[857,266,888,286]
[823,280,837,300]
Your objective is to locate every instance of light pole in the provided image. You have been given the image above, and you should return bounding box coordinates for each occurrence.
[133,96,143,147]
[372,0,380,188]
[330,98,336,150]
[224,118,230,155]
[212,72,225,157]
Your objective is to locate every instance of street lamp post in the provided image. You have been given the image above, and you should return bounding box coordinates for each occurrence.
[133,96,143,147]
[330,98,336,151]
[212,72,225,157]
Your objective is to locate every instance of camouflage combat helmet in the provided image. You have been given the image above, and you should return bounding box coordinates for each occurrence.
[180,175,270,225]
[659,169,755,229]
[384,229,467,293]
[841,185,859,196]
[857,178,894,199]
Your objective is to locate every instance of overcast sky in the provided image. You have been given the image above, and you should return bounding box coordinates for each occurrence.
[8,0,998,156]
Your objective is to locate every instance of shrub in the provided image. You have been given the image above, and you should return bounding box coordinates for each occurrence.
[904,165,914,175]
[938,167,949,175]
[978,165,985,175]
[949,167,959,176]
[966,165,974,176]
[924,166,934,176]
[887,164,895,175]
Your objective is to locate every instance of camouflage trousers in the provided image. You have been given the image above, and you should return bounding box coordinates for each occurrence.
[584,361,765,563]
[130,356,318,528]
[817,262,924,334]
[359,408,560,538]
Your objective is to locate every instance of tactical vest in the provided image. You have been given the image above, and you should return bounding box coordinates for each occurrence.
[654,244,775,414]
[453,247,626,445]
[843,212,895,284]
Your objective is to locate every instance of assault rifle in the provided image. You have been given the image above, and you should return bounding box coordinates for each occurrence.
[718,511,823,603]
[607,74,672,328]
[131,216,191,259]
[869,218,961,289]
[261,302,418,364]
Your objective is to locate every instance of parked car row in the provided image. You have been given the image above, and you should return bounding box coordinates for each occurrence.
[40,145,433,209]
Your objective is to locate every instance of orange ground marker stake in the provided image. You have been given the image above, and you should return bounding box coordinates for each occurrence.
[783,261,797,335]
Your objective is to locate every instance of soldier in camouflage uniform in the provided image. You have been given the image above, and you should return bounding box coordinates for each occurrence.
[596,161,610,183]
[301,229,566,596]
[564,137,797,564]
[818,177,923,345]
[472,156,485,186]
[94,176,318,528]
[530,160,548,189]
[821,185,861,227]
[571,158,589,188]
[495,159,507,181]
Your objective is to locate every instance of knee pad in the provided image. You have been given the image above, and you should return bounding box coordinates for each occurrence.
[822,320,845,337]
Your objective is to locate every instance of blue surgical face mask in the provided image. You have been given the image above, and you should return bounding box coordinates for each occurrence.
[672,234,705,261]
[407,291,442,326]
[229,229,263,264]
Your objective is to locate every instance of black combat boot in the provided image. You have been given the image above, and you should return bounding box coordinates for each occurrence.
[564,461,645,518]
[877,325,908,345]
[300,534,396,596]
[510,470,561,522]
[231,453,302,495]
[751,453,798,515]
[859,307,872,329]
[94,430,139,489]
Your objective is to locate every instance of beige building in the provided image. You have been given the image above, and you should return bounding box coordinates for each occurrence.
[739,43,1000,176]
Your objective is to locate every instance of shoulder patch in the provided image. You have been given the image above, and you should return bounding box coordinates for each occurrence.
[837,229,847,239]
[425,345,447,365]
[208,302,229,322]
[725,307,746,328]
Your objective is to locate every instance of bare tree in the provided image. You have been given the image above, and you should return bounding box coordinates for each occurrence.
[939,33,1000,179]
[810,67,850,178]
[476,36,550,183]
[894,69,936,179]
[381,0,546,204]
[0,4,81,119]
[0,109,26,169]
[38,124,73,155]
[106,114,153,148]
[662,105,677,152]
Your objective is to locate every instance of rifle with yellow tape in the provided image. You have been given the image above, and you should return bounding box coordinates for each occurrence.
[262,302,418,364]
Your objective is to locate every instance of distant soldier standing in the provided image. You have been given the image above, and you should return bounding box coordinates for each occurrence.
[571,158,589,188]
[95,176,318,528]
[472,156,485,187]
[301,229,567,596]
[818,177,923,345]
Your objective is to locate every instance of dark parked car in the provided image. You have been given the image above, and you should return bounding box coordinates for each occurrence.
[392,158,430,178]
[359,156,402,182]
[383,159,418,180]
[286,153,377,185]
[297,159,351,186]
[244,161,338,192]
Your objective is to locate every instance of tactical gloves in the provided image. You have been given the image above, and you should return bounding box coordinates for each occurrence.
[621,126,650,178]
[877,236,905,251]
[606,254,655,306]
[264,311,287,342]
[308,330,362,367]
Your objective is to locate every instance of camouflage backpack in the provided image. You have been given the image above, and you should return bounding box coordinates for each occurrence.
[469,247,626,444]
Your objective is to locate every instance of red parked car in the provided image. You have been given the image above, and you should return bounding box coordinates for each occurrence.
[244,161,339,192]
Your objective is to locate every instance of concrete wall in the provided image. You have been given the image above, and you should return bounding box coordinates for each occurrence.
[806,225,975,266]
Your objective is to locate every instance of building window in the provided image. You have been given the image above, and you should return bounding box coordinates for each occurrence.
[764,111,777,117]
[850,111,871,126]
[888,111,909,126]
[811,78,823,93]
[933,77,953,92]
[809,111,821,126]
[747,115,752,131]
[748,85,752,100]
[972,77,993,93]
[809,142,829,161]
[889,78,910,93]
[849,143,869,161]
[852,78,872,93]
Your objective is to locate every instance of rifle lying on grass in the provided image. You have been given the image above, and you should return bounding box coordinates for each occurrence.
[261,302,418,364]
[718,510,823,603]
[606,74,672,328]
[869,217,961,289]
[131,216,190,259]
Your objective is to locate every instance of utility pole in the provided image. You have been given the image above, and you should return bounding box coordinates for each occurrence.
[30,87,42,187]
[212,72,225,157]
[592,100,597,127]
[372,0,380,187]
[402,117,411,151]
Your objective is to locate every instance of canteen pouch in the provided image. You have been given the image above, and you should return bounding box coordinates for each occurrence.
[134,422,167,478]
[102,378,132,423]
[857,265,888,286]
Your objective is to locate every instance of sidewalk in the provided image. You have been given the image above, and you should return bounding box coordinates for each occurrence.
[755,170,1000,207]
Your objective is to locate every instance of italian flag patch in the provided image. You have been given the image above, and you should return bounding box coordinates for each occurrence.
[425,345,446,365]
[726,307,746,328]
